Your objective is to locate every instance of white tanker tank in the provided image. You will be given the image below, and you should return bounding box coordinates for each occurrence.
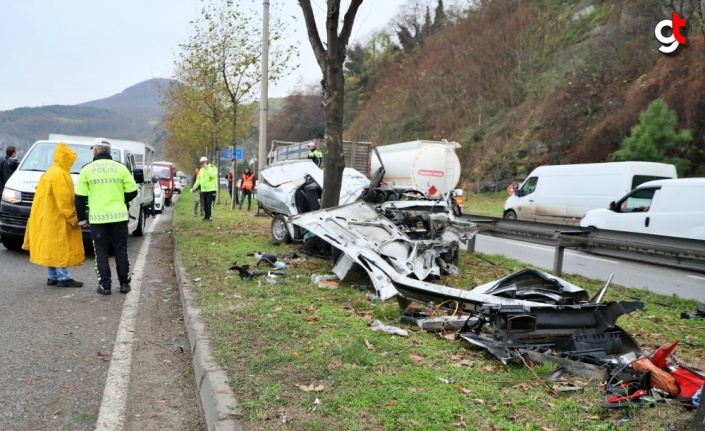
[370,139,462,197]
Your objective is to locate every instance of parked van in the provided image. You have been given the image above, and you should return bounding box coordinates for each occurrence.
[0,139,147,250]
[153,161,175,206]
[503,162,677,225]
[580,178,705,239]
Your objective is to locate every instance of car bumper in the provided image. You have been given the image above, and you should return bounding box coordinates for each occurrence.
[1,201,91,242]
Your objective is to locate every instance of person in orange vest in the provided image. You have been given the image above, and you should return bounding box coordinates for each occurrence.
[239,167,256,211]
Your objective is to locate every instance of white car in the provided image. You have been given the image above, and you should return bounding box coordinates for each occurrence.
[153,183,166,213]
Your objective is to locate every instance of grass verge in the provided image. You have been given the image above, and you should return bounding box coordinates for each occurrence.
[173,191,704,431]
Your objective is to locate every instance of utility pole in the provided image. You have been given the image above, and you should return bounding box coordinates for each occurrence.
[258,0,270,176]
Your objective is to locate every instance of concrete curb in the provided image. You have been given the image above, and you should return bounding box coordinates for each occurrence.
[173,237,243,431]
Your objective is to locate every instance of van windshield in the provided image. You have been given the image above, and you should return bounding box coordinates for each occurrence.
[20,143,120,174]
[153,165,172,180]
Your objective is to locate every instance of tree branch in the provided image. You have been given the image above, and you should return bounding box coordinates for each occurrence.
[298,0,327,73]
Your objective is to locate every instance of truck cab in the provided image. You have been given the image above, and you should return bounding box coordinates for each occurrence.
[0,139,147,250]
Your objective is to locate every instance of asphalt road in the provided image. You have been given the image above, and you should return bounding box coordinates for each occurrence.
[474,234,705,302]
[0,196,204,431]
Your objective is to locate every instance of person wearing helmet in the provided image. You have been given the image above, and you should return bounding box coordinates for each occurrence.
[307,141,323,167]
[191,156,217,221]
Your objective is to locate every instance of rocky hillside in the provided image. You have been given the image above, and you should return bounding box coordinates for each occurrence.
[341,0,705,191]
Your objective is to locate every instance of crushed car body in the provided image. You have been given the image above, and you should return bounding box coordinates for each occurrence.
[291,201,478,300]
[291,202,645,363]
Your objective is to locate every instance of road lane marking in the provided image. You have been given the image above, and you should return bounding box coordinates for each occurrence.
[688,275,705,281]
[95,228,152,430]
[497,241,619,263]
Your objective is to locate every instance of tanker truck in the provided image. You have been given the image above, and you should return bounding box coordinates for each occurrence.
[371,139,463,202]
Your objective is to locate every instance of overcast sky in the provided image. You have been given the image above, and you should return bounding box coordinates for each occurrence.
[0,0,406,111]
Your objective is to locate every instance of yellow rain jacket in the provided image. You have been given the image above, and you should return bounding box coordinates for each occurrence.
[22,142,85,267]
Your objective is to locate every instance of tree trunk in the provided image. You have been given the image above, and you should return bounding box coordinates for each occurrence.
[321,60,345,209]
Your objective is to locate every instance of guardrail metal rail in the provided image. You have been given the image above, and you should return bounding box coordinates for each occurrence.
[462,214,705,275]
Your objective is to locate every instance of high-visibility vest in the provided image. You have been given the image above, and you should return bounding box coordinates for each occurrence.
[241,173,254,190]
[76,158,137,224]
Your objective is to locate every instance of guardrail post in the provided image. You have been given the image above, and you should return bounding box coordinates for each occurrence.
[466,235,476,253]
[553,245,565,276]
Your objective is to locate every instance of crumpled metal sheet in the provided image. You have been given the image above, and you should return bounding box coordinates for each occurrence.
[291,201,477,299]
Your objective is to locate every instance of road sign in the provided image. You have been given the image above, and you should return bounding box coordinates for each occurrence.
[220,147,233,161]
[235,147,243,161]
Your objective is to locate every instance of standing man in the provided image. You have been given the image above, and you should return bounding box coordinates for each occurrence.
[307,141,323,167]
[226,170,234,198]
[75,138,138,295]
[22,142,84,287]
[191,156,217,221]
[239,167,256,211]
[0,146,18,194]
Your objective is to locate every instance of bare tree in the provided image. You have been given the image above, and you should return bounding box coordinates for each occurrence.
[298,0,363,209]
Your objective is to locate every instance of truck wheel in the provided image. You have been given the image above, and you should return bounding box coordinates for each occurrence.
[504,210,517,220]
[271,215,292,243]
[164,197,171,207]
[0,234,22,251]
[133,208,145,237]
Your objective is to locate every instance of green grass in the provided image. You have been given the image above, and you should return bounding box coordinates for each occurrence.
[173,191,704,431]
[463,192,506,216]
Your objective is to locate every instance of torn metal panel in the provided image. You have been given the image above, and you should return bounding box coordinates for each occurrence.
[291,201,477,299]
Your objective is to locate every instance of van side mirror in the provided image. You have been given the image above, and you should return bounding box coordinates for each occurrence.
[132,168,145,184]
[608,201,616,211]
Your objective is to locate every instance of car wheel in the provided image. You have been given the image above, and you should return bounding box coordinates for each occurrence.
[584,225,598,236]
[271,215,292,243]
[504,210,517,220]
[164,198,171,207]
[133,208,145,237]
[0,234,22,251]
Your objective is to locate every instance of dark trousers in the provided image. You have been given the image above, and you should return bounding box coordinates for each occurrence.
[203,191,216,220]
[239,189,253,210]
[90,221,130,289]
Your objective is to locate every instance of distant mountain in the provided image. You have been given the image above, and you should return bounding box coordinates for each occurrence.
[0,78,173,156]
[77,78,171,119]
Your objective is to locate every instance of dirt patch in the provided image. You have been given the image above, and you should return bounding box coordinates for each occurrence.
[124,218,205,431]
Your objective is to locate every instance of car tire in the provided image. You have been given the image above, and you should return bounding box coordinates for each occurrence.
[0,234,22,251]
[133,208,145,237]
[504,210,517,220]
[164,197,171,207]
[271,215,292,243]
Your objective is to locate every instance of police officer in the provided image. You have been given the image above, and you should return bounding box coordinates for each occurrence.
[75,138,138,295]
[307,142,323,167]
[190,156,217,221]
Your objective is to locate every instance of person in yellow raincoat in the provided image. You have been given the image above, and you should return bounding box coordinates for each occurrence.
[22,142,85,287]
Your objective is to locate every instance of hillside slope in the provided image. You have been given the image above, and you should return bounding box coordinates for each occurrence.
[344,0,704,191]
[0,79,171,156]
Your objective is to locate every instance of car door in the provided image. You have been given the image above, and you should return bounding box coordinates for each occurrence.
[514,176,539,221]
[603,186,659,233]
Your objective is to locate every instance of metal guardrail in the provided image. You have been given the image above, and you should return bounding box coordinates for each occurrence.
[462,213,705,275]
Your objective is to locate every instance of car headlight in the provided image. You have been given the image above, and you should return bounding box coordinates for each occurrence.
[2,188,21,204]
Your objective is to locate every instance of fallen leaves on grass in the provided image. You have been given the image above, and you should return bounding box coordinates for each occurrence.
[365,339,375,350]
[409,353,425,361]
[296,384,325,392]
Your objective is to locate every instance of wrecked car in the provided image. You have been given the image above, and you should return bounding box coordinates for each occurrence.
[256,159,371,243]
[291,202,644,360]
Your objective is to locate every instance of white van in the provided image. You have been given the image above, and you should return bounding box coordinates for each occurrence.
[0,139,147,250]
[503,162,677,225]
[580,178,705,239]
